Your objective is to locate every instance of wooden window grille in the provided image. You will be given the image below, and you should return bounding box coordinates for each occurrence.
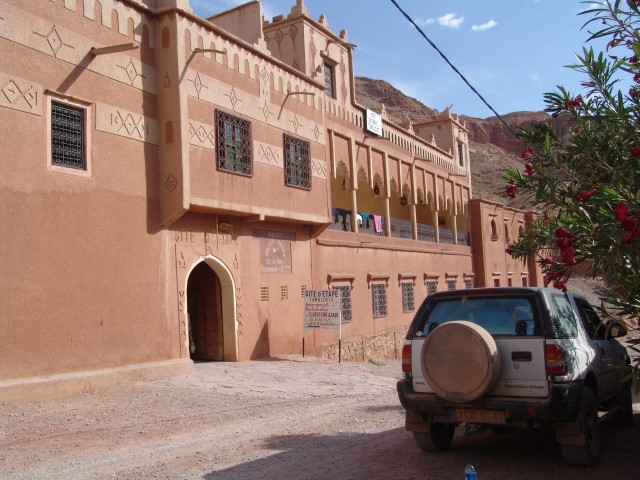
[332,285,352,323]
[284,134,311,190]
[216,110,253,176]
[402,282,415,312]
[372,283,387,318]
[51,102,85,169]
[324,62,335,98]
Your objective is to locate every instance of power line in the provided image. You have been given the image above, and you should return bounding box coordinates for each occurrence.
[389,0,518,138]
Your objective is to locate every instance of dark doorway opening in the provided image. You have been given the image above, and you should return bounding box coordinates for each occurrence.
[187,262,224,361]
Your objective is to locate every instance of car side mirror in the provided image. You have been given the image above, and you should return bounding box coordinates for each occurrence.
[608,322,628,339]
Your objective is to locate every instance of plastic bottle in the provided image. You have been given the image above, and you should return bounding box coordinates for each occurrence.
[464,461,477,480]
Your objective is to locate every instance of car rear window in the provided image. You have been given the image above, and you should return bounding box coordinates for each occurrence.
[417,295,540,337]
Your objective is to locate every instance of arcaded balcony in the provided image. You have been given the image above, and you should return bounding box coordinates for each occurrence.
[327,173,469,246]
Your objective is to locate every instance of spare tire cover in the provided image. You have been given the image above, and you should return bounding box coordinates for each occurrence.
[421,320,501,403]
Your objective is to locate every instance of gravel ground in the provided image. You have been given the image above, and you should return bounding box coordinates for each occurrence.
[1,354,640,480]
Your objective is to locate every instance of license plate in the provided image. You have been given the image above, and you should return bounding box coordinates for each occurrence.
[455,409,506,424]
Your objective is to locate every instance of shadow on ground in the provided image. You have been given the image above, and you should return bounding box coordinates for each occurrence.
[205,414,639,480]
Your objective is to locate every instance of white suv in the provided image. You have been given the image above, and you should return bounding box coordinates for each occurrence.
[397,287,633,466]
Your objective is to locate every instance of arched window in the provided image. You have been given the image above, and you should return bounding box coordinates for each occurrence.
[491,220,498,241]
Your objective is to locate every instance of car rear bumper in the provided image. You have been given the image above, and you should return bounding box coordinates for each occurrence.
[397,378,583,425]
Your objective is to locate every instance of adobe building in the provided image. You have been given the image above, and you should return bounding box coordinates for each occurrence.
[0,0,541,401]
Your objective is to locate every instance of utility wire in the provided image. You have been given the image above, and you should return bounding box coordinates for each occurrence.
[389,0,518,138]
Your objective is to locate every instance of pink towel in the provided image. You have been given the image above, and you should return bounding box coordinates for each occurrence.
[373,215,383,233]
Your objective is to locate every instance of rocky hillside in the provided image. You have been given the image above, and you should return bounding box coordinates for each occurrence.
[354,77,550,207]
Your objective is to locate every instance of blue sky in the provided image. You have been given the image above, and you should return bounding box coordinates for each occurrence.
[190,0,609,119]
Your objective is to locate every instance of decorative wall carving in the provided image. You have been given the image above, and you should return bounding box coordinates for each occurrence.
[95,103,158,144]
[311,159,327,179]
[0,74,41,115]
[0,2,156,94]
[188,120,215,150]
[256,142,282,168]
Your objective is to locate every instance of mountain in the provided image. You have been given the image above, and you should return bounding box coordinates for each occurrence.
[354,77,549,207]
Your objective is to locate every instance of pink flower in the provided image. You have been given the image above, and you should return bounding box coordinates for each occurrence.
[506,184,517,198]
[555,227,571,238]
[631,147,640,157]
[557,237,573,250]
[544,258,554,265]
[553,279,568,292]
[565,96,583,109]
[505,247,513,255]
[524,162,535,176]
[579,189,598,201]
[560,247,577,265]
[622,218,636,232]
[630,55,638,64]
[615,202,629,222]
[543,215,551,222]
[546,271,560,281]
[520,147,535,159]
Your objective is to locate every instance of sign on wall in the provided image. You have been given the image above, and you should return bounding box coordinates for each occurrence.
[365,108,382,136]
[303,290,341,337]
[254,230,294,274]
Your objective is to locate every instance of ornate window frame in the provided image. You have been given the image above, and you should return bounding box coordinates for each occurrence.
[46,91,92,177]
[216,110,253,176]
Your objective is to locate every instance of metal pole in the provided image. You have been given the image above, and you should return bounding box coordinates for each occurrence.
[338,339,341,363]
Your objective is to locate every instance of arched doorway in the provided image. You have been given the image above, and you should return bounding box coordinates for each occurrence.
[184,257,238,361]
[187,262,224,361]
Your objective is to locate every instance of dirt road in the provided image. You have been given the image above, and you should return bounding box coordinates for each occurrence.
[1,355,638,479]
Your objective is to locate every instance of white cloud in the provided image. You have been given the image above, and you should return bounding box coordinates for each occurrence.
[414,17,435,27]
[437,13,464,28]
[414,13,463,29]
[470,20,497,32]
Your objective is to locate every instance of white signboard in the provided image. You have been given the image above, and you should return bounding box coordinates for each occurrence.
[365,108,382,136]
[303,290,341,336]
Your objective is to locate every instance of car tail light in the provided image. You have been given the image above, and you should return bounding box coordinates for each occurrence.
[545,343,567,375]
[402,344,412,373]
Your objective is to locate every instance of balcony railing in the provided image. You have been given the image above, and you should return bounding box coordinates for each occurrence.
[390,218,412,239]
[417,223,436,242]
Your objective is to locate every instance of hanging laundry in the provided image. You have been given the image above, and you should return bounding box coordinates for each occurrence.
[361,213,371,229]
[332,207,339,224]
[356,213,363,227]
[373,215,384,233]
[337,209,351,231]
